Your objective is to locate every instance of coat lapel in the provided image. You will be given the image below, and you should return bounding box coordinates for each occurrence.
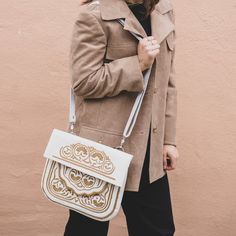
[123,10,147,38]
[100,0,175,44]
[100,0,147,38]
[151,1,175,44]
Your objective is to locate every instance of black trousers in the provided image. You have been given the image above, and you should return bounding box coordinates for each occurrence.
[64,128,175,236]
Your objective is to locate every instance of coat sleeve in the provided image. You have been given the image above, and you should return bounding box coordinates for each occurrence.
[70,9,145,99]
[164,9,178,146]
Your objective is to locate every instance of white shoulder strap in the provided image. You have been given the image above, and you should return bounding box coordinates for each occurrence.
[69,18,153,150]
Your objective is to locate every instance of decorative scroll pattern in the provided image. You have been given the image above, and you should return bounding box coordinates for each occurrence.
[46,161,117,212]
[59,143,115,175]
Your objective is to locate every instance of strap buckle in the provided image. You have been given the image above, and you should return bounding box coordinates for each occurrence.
[69,122,75,134]
[115,136,126,152]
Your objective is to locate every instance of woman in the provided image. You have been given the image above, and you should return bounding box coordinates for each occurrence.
[64,0,179,235]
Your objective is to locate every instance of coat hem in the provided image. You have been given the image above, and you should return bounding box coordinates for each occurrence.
[124,171,167,192]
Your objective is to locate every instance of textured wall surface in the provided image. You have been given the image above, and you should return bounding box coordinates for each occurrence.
[0,0,235,235]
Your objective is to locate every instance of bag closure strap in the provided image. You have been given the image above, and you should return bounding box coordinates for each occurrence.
[69,18,153,151]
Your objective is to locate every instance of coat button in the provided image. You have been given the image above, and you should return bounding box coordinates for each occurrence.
[153,127,158,133]
[153,88,158,94]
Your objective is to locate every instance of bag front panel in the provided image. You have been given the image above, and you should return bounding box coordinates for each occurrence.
[41,160,122,221]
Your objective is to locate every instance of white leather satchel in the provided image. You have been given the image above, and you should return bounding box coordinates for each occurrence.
[41,18,153,221]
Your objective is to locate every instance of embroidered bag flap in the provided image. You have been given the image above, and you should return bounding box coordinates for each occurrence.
[43,129,133,187]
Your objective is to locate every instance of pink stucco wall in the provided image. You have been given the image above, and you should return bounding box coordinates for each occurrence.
[0,0,235,235]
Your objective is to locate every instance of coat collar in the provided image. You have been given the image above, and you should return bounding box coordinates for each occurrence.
[99,0,175,44]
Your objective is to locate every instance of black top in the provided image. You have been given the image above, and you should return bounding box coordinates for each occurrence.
[127,3,152,36]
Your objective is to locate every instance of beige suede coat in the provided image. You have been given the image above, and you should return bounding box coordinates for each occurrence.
[68,0,177,191]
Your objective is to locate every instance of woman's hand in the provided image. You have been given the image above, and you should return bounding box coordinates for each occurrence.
[163,145,179,171]
[137,36,160,71]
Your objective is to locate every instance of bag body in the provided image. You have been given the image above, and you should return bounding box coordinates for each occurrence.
[41,129,133,221]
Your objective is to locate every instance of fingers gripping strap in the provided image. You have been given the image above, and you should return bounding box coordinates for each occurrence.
[69,19,153,141]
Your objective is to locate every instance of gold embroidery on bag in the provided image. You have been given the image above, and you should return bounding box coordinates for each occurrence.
[58,143,116,175]
[46,161,117,211]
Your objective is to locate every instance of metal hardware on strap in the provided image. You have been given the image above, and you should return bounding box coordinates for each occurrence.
[69,18,153,150]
